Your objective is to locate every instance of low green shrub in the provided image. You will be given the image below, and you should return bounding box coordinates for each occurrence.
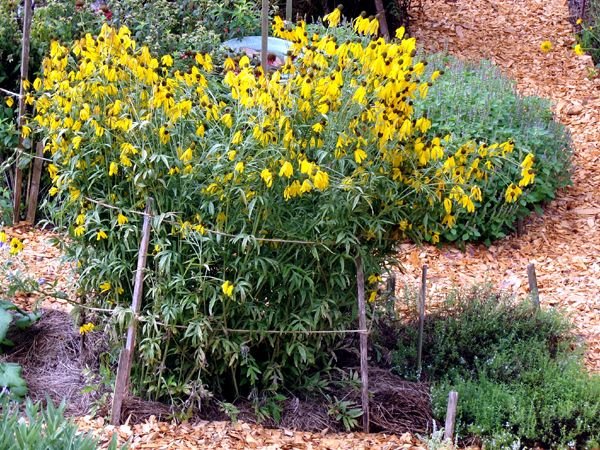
[389,285,573,381]
[382,286,600,448]
[413,57,572,244]
[432,355,600,449]
[0,397,124,450]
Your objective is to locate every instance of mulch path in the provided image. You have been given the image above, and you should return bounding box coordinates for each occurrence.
[2,0,598,447]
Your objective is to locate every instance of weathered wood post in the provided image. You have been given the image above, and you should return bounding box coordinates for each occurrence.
[13,0,33,224]
[355,254,370,433]
[286,0,293,21]
[374,0,390,40]
[25,142,44,224]
[111,198,154,425]
[444,390,459,443]
[527,263,540,310]
[417,265,427,378]
[261,0,269,75]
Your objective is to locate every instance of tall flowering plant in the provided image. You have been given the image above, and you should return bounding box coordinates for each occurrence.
[32,19,532,402]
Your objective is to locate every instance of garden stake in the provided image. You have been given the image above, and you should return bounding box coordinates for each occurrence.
[13,0,33,224]
[444,390,459,443]
[374,0,390,40]
[355,254,370,433]
[261,0,269,75]
[25,142,44,224]
[527,263,540,310]
[286,0,293,21]
[111,198,154,425]
[417,265,427,379]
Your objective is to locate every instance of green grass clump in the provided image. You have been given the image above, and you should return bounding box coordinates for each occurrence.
[0,397,125,450]
[383,286,600,449]
[414,56,572,244]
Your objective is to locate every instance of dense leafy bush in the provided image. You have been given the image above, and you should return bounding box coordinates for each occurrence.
[383,286,600,449]
[33,17,530,406]
[413,57,572,244]
[0,397,124,450]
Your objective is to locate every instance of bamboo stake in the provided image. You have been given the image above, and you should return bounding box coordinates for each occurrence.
[527,263,540,310]
[261,0,269,75]
[111,198,154,425]
[355,254,370,433]
[444,391,459,442]
[417,265,427,379]
[13,0,33,224]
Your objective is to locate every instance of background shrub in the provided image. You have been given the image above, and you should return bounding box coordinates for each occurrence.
[381,286,600,449]
[413,56,572,244]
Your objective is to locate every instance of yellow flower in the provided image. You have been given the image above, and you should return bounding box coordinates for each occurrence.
[368,291,377,302]
[367,274,382,284]
[574,44,585,56]
[109,161,119,176]
[431,233,440,244]
[99,281,111,292]
[323,6,342,27]
[222,280,234,297]
[442,214,456,228]
[161,54,173,67]
[395,26,405,40]
[79,322,95,335]
[504,183,522,203]
[540,40,553,53]
[96,230,108,240]
[0,231,6,243]
[117,213,128,225]
[74,225,85,237]
[261,169,273,188]
[159,126,170,144]
[313,170,329,190]
[576,18,583,25]
[9,238,24,255]
[21,125,31,138]
[234,161,245,173]
[354,148,368,164]
[180,147,193,163]
[5,96,14,107]
[279,161,294,178]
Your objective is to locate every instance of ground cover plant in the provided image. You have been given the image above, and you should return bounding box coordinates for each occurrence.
[413,56,572,244]
[381,286,600,449]
[0,397,123,450]
[28,9,540,413]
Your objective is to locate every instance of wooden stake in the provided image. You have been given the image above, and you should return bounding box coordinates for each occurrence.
[527,263,540,310]
[374,0,390,40]
[444,390,459,442]
[261,0,269,75]
[111,198,154,425]
[417,265,427,379]
[286,0,293,22]
[355,255,370,433]
[13,0,33,224]
[25,142,43,224]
